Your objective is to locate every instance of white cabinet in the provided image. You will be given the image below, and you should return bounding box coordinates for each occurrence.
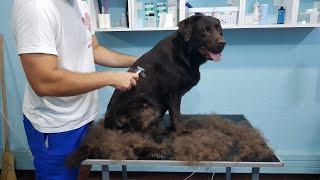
[130,0,183,30]
[297,0,320,25]
[93,0,320,32]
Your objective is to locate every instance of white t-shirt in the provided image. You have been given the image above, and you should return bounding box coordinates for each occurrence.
[12,0,99,133]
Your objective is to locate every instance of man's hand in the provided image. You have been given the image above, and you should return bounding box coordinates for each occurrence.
[111,72,139,91]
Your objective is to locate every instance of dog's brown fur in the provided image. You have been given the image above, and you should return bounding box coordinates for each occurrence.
[66,115,276,167]
[172,115,274,162]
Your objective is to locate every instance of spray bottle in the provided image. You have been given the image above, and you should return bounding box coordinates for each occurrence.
[277,6,285,24]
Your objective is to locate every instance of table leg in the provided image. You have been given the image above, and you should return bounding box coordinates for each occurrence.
[122,165,128,180]
[102,165,110,180]
[226,167,231,180]
[252,167,260,180]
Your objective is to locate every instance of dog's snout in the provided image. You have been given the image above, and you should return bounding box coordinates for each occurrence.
[217,40,226,49]
[218,40,226,47]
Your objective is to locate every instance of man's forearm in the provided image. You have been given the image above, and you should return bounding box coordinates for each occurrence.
[36,70,116,97]
[20,52,139,97]
[93,45,137,68]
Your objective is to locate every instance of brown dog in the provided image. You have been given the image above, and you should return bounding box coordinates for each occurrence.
[104,15,225,133]
[67,15,226,168]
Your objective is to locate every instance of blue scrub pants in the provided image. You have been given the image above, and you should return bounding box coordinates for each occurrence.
[23,115,89,180]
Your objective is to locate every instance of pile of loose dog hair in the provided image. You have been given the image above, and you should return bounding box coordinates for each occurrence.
[67,115,277,167]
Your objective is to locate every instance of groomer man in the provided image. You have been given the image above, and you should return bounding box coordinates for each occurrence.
[12,0,138,179]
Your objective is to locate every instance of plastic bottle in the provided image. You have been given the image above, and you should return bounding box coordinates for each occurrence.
[147,13,156,28]
[167,0,178,26]
[156,0,167,27]
[259,3,268,24]
[310,8,319,24]
[121,13,127,27]
[136,1,145,28]
[277,6,286,24]
[144,1,155,27]
[252,1,260,24]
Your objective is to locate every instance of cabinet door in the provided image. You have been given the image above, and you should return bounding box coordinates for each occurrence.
[244,0,296,25]
[297,0,320,24]
[131,0,183,30]
[94,0,132,30]
[184,0,241,27]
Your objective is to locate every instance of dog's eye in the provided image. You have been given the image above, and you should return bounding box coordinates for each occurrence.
[200,28,209,36]
[215,23,221,29]
[206,26,211,32]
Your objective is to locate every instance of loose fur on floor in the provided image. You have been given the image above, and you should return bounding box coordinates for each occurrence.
[66,115,277,167]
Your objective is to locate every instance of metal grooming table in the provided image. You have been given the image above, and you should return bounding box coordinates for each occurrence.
[82,115,284,180]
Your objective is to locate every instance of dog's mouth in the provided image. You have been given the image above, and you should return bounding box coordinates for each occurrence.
[207,50,222,62]
[199,47,223,62]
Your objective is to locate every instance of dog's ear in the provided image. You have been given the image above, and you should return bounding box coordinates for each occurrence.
[178,18,193,42]
[178,16,202,41]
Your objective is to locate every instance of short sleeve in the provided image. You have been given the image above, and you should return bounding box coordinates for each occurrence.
[12,1,58,55]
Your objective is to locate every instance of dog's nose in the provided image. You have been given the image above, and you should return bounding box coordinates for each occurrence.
[218,41,226,49]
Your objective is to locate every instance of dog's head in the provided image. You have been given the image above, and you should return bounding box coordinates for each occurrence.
[178,16,226,64]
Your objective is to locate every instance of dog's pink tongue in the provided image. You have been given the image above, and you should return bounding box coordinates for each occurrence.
[209,52,221,62]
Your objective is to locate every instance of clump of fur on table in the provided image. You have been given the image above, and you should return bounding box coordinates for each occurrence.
[66,115,276,167]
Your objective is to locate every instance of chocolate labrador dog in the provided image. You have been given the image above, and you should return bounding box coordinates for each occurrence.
[104,15,225,132]
[66,15,225,167]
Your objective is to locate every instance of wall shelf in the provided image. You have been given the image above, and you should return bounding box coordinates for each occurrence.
[243,24,320,28]
[94,0,320,32]
[95,27,132,32]
[132,27,179,31]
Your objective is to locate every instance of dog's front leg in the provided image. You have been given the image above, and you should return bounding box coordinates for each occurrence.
[168,95,183,131]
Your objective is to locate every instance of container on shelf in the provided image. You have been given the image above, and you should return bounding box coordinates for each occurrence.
[252,1,260,24]
[146,13,157,27]
[297,8,319,24]
[277,6,286,24]
[310,8,319,24]
[144,1,156,27]
[259,4,269,25]
[212,7,239,25]
[187,7,238,25]
[188,7,215,16]
[167,0,178,26]
[297,0,320,25]
[136,1,145,28]
[98,14,112,28]
[156,1,168,27]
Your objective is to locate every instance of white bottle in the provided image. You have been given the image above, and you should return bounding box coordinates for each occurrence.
[147,13,156,28]
[167,0,178,26]
[252,1,260,24]
[310,8,319,24]
[121,13,127,27]
[136,1,144,28]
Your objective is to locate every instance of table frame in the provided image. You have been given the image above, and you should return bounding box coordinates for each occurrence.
[82,158,284,180]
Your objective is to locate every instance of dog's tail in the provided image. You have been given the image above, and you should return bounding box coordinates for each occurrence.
[65,121,105,168]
